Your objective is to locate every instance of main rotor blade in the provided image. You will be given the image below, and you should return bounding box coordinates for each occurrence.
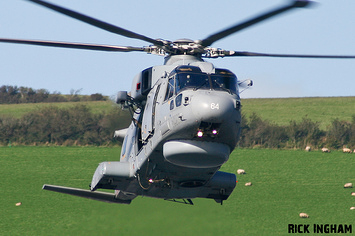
[26,0,163,47]
[225,51,355,59]
[0,38,146,52]
[200,0,313,47]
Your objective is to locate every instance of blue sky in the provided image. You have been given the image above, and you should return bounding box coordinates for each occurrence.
[0,0,354,98]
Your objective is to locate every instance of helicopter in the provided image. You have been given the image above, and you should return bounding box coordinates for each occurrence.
[1,0,355,205]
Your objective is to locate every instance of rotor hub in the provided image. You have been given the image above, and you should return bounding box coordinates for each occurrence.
[166,39,204,56]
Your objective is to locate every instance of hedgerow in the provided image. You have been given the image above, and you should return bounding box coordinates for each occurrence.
[1,106,354,149]
[238,113,355,150]
[0,105,129,146]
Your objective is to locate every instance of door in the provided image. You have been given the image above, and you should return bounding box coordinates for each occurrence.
[141,84,160,141]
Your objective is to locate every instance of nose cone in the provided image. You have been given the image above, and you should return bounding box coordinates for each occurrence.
[186,91,241,150]
[190,92,236,123]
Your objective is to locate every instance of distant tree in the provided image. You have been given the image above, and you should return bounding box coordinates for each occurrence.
[326,119,352,149]
[90,93,106,101]
[0,116,20,144]
[0,85,108,104]
[288,118,324,148]
[69,88,82,102]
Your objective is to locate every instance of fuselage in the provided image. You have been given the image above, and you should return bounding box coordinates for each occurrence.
[92,55,241,203]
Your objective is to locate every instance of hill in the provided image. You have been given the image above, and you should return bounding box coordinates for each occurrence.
[241,96,355,130]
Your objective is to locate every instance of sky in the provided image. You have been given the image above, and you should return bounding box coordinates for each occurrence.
[0,0,354,99]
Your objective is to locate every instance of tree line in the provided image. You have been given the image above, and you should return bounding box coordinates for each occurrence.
[0,85,106,104]
[0,105,354,149]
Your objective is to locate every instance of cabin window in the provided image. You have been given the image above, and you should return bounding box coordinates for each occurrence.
[141,67,152,96]
[170,100,174,110]
[175,94,182,107]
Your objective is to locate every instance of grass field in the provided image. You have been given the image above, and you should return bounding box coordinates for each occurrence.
[1,146,354,235]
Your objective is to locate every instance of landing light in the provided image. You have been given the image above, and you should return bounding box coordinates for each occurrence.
[212,130,218,135]
[197,131,204,137]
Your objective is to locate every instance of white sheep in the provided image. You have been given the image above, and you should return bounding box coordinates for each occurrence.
[343,148,352,153]
[344,183,353,188]
[305,146,311,152]
[237,169,246,175]
[15,202,22,206]
[322,147,330,153]
[350,207,355,210]
[299,213,309,218]
[351,192,355,196]
[245,182,252,186]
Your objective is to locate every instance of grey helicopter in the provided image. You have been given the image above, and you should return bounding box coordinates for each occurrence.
[1,0,355,205]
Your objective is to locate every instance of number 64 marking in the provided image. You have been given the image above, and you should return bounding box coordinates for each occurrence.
[211,103,219,110]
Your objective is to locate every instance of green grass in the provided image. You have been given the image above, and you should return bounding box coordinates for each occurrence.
[0,100,115,118]
[1,146,354,235]
[241,96,355,130]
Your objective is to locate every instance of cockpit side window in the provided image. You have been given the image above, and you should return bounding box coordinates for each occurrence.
[164,77,174,101]
[211,69,238,94]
